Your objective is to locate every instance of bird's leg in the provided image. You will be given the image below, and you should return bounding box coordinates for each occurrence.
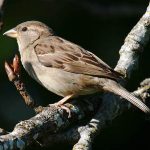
[56,94,74,105]
[53,94,74,118]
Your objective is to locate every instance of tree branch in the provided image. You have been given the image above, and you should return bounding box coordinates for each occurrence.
[73,2,150,150]
[115,2,150,78]
[35,77,150,149]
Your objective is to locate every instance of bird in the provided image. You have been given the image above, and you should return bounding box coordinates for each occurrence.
[3,21,150,115]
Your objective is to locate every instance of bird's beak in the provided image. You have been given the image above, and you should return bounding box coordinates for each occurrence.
[3,28,18,38]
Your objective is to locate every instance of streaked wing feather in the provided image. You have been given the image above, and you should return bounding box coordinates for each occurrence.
[35,36,122,80]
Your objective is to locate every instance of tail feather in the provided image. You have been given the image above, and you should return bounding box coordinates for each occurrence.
[105,83,150,113]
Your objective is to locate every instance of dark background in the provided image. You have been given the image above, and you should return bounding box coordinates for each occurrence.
[0,0,150,149]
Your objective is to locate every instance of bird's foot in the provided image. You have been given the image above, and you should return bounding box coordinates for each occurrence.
[49,95,74,118]
[51,102,72,118]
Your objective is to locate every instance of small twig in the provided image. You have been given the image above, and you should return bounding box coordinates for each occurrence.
[4,55,36,109]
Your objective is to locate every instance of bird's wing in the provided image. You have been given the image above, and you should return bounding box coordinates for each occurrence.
[34,36,122,80]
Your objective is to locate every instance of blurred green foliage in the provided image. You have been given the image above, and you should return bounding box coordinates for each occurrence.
[0,0,149,149]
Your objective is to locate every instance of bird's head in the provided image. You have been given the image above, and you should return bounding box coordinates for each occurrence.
[4,21,54,50]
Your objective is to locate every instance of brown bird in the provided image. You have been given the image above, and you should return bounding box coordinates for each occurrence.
[4,21,150,115]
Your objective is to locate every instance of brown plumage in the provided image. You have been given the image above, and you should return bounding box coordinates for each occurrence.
[4,21,150,114]
[35,37,122,80]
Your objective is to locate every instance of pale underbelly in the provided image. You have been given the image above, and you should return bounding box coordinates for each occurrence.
[23,62,99,97]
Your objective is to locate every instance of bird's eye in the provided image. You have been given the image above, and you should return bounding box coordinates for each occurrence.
[22,27,28,32]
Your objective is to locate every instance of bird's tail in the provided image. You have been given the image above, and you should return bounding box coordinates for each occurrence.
[103,81,150,114]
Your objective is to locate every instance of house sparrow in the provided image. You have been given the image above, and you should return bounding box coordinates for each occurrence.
[4,21,150,114]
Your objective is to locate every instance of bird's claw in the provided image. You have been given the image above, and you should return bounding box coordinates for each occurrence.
[50,103,71,118]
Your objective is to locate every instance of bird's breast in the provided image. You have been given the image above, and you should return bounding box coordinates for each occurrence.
[23,60,99,97]
[21,49,99,97]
